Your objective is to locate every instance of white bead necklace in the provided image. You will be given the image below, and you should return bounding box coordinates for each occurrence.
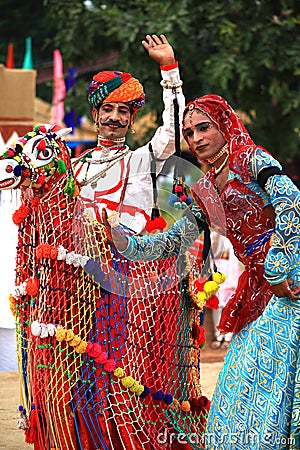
[81,146,131,188]
[85,145,129,164]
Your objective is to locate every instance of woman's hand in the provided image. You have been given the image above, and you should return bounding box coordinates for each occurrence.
[142,34,175,66]
[271,278,300,300]
[101,209,129,252]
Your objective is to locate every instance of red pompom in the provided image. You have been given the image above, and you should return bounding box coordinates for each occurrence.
[197,325,206,346]
[174,185,183,193]
[38,125,48,133]
[26,278,39,296]
[12,204,30,225]
[205,294,219,310]
[24,408,38,444]
[145,216,167,233]
[194,278,207,291]
[192,324,206,346]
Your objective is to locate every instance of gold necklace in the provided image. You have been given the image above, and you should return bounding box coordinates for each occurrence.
[214,153,229,175]
[207,143,229,164]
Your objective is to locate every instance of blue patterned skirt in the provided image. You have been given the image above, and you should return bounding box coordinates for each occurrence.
[205,294,300,449]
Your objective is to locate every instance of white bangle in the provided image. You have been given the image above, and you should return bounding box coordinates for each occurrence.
[160,79,183,89]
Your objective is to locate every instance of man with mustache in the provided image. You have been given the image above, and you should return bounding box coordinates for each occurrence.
[74,34,184,235]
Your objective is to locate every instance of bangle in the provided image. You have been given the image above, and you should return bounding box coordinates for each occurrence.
[160,79,183,89]
[160,61,178,71]
[107,211,120,228]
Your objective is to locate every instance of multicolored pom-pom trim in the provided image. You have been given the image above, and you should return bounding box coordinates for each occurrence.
[193,272,226,310]
[168,178,193,210]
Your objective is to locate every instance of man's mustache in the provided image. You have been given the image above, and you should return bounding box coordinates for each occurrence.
[100,119,128,128]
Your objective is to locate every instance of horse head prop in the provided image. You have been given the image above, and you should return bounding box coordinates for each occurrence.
[0,123,76,196]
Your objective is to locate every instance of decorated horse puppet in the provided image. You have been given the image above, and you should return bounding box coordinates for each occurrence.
[0,124,213,450]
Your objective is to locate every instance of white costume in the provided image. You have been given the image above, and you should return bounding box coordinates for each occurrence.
[74,65,185,234]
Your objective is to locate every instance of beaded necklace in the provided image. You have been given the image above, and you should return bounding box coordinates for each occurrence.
[81,146,131,188]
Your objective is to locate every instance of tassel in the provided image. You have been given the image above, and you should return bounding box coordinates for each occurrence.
[64,176,75,196]
[147,143,166,232]
[145,206,167,233]
[24,405,38,444]
[169,176,193,209]
[57,158,67,174]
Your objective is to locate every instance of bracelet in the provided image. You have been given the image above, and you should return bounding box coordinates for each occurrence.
[160,79,183,89]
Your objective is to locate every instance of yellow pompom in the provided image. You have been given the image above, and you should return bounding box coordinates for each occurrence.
[114,367,125,378]
[129,381,141,393]
[69,335,81,347]
[197,291,207,303]
[181,400,191,412]
[56,328,67,342]
[212,272,226,284]
[121,376,135,388]
[195,296,206,309]
[135,385,145,396]
[65,329,75,341]
[203,280,219,296]
[75,340,88,354]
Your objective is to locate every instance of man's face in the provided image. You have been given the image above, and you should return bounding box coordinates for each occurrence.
[93,102,132,139]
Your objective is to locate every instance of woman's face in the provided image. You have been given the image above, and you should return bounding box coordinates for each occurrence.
[183,109,226,163]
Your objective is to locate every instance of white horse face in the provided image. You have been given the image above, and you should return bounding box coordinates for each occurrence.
[0,124,72,191]
[22,134,59,169]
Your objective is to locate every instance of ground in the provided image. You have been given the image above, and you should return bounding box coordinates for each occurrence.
[0,311,227,449]
[0,352,227,450]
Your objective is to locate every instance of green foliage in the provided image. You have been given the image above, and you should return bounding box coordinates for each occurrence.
[1,0,299,158]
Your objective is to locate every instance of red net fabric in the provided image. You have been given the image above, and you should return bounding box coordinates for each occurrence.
[11,176,208,450]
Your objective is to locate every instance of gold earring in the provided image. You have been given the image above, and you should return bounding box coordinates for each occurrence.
[130,124,135,134]
[94,122,99,133]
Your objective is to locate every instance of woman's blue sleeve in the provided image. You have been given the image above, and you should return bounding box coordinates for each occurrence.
[121,204,206,261]
[250,149,300,284]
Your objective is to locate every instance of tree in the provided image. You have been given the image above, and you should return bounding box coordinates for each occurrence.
[43,0,300,159]
[1,0,299,159]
